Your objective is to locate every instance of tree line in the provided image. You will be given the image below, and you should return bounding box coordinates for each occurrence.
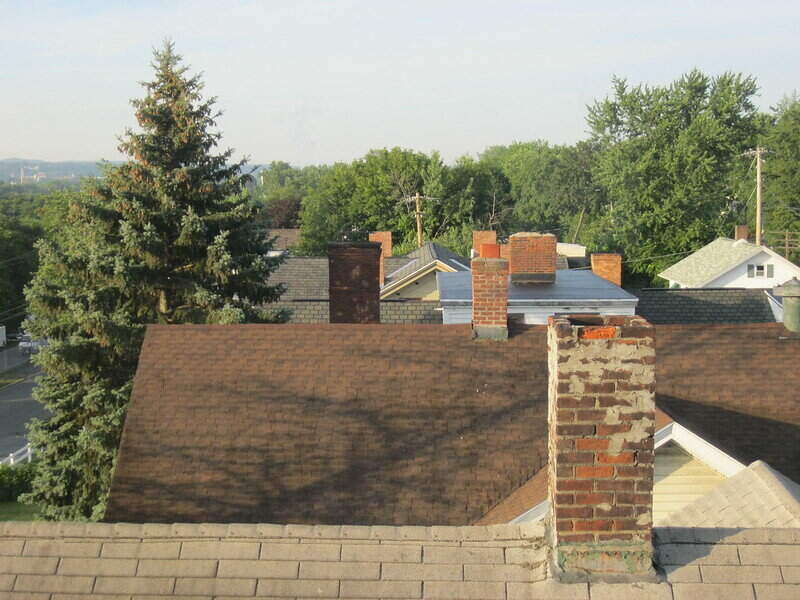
[254,73,800,281]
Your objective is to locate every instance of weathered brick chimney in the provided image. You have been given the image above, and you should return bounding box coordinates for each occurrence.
[328,242,381,324]
[547,315,656,582]
[591,253,623,287]
[472,230,497,256]
[735,225,750,241]
[509,232,557,284]
[471,257,508,340]
[368,231,392,286]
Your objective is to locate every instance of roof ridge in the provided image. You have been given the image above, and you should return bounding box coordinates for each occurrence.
[749,460,800,522]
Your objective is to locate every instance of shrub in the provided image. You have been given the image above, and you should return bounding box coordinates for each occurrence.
[0,462,38,502]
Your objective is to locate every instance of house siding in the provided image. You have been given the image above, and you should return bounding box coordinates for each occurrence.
[653,442,725,524]
[704,250,800,288]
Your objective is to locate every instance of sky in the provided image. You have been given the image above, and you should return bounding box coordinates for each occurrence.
[2,0,799,166]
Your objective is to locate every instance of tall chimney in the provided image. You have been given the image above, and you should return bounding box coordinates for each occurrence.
[328,242,381,324]
[735,225,750,241]
[368,231,393,286]
[547,315,656,582]
[472,230,497,256]
[591,253,623,287]
[509,232,556,284]
[471,257,508,340]
[775,278,800,333]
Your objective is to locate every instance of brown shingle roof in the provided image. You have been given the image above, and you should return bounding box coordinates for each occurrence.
[106,322,800,525]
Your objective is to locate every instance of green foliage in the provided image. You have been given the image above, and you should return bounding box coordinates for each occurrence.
[0,462,38,502]
[587,70,763,279]
[253,161,327,228]
[21,42,287,521]
[762,96,800,260]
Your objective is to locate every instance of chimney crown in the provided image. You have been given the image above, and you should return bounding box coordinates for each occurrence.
[509,232,557,284]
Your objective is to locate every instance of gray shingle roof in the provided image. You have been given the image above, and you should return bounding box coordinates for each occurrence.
[635,288,776,324]
[658,460,800,528]
[659,238,764,287]
[384,242,470,286]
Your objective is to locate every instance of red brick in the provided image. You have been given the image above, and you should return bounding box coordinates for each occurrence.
[574,520,613,531]
[557,480,593,491]
[557,506,593,519]
[596,423,631,435]
[576,439,609,451]
[616,466,651,478]
[556,520,574,532]
[556,438,575,450]
[598,533,634,542]
[597,452,635,464]
[557,410,575,423]
[575,493,613,505]
[558,452,594,464]
[580,326,617,340]
[595,480,636,492]
[595,505,634,518]
[557,425,595,437]
[575,465,614,478]
[555,493,574,505]
[558,396,596,409]
[574,409,606,422]
[584,382,615,393]
[613,519,639,531]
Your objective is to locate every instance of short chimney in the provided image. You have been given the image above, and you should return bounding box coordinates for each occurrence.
[735,225,750,241]
[775,278,800,333]
[472,230,497,255]
[368,231,393,286]
[479,243,500,258]
[591,253,623,287]
[471,257,508,340]
[328,242,381,324]
[509,232,557,284]
[547,315,656,583]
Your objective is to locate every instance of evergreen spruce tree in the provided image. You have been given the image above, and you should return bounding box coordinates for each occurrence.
[22,42,286,520]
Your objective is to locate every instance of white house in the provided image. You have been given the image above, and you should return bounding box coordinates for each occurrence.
[659,237,800,289]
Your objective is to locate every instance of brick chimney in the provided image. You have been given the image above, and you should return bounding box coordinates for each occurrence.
[472,230,497,256]
[735,225,750,241]
[328,242,381,323]
[471,257,508,340]
[368,231,393,286]
[547,315,656,583]
[591,253,623,287]
[509,232,556,284]
[479,243,500,258]
[499,244,510,260]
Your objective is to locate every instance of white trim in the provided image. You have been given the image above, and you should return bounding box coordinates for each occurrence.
[511,499,549,523]
[653,421,745,476]
[380,260,456,298]
[450,259,470,271]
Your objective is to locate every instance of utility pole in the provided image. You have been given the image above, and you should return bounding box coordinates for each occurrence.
[402,192,438,248]
[743,147,768,245]
[414,192,423,248]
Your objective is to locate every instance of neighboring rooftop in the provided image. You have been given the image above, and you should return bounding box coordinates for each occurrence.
[382,242,470,287]
[635,288,776,324]
[438,268,637,304]
[107,322,800,525]
[659,238,763,287]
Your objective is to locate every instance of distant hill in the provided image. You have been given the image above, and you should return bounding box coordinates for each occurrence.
[0,158,111,182]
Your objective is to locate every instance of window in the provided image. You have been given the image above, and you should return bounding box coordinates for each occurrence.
[748,264,775,278]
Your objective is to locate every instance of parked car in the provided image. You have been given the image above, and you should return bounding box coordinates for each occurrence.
[18,334,44,354]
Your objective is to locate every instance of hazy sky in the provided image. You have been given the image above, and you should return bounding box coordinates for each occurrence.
[2,1,799,165]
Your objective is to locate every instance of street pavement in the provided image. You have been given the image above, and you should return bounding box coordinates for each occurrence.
[0,344,29,373]
[0,353,46,457]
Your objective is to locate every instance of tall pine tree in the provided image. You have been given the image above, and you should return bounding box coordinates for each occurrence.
[22,42,286,520]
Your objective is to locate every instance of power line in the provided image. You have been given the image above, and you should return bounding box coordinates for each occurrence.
[569,249,696,270]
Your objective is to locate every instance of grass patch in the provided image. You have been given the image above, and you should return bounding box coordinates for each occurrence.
[0,501,38,521]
